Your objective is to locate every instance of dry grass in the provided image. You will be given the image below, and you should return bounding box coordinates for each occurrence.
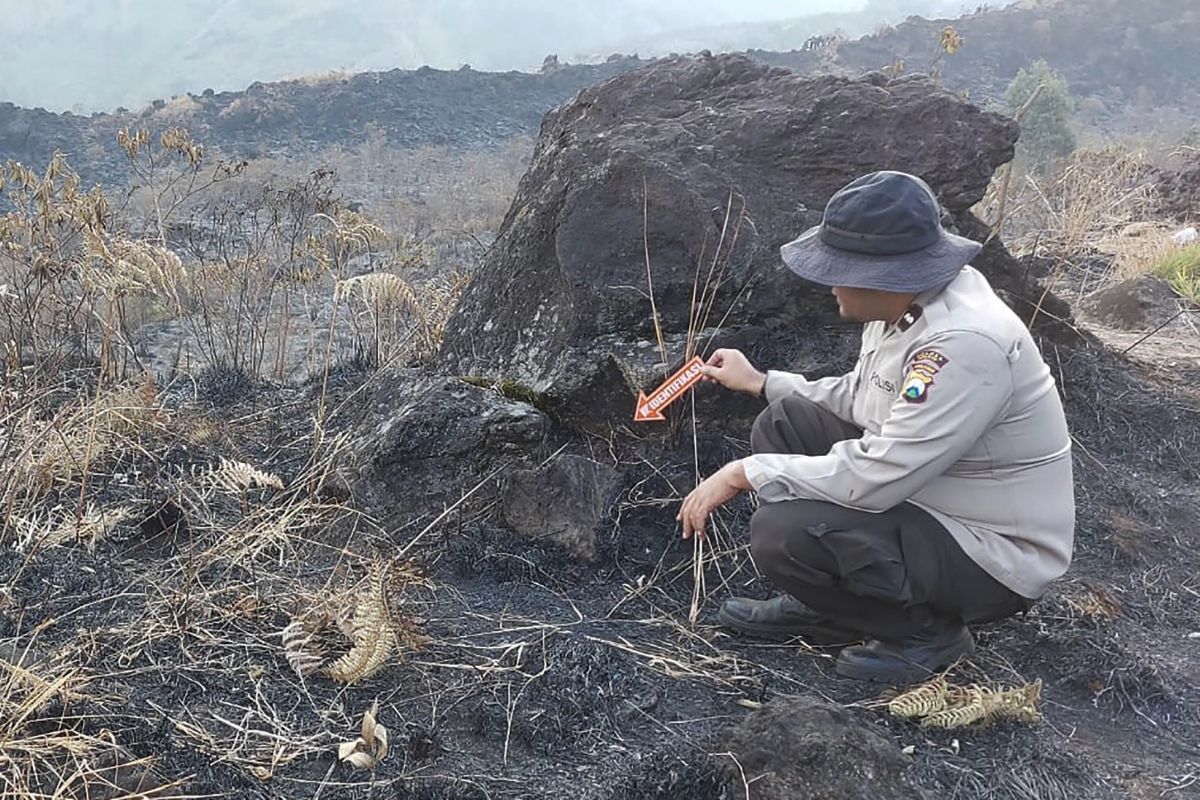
[975,144,1199,316]
[289,68,356,87]
[1,374,162,518]
[0,644,192,799]
[0,139,448,794]
[982,147,1158,255]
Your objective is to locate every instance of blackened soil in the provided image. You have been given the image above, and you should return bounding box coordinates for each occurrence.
[2,338,1199,800]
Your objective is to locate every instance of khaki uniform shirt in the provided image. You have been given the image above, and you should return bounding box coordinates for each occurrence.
[743,266,1075,599]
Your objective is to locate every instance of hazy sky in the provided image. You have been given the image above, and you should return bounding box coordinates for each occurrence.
[0,0,974,112]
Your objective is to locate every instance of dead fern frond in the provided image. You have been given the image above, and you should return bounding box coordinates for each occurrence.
[884,677,1043,730]
[280,620,325,678]
[887,675,950,718]
[334,272,418,309]
[920,685,990,729]
[204,457,285,494]
[82,231,187,304]
[44,504,133,551]
[326,564,395,685]
[981,678,1044,724]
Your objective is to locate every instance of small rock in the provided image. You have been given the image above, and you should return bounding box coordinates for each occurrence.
[1172,226,1198,246]
[501,454,621,561]
[1083,275,1181,330]
[720,695,933,800]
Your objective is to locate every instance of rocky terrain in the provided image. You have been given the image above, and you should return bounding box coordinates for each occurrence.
[3,0,1199,191]
[3,52,1199,800]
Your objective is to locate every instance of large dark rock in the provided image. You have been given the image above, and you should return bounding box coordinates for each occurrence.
[720,695,932,800]
[440,53,1044,432]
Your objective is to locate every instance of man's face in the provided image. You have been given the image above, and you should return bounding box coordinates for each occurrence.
[831,286,879,322]
[830,285,913,323]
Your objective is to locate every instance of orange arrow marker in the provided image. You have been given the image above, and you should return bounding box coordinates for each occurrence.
[633,356,706,422]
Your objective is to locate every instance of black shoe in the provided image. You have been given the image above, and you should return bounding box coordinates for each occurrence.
[835,624,974,683]
[717,595,862,644]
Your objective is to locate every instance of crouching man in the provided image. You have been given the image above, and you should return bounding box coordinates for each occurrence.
[678,171,1075,683]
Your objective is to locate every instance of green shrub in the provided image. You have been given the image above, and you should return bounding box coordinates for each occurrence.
[1005,60,1077,168]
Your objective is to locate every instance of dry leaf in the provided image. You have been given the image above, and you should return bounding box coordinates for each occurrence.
[362,703,378,747]
[345,751,375,770]
[338,704,390,771]
[376,727,389,762]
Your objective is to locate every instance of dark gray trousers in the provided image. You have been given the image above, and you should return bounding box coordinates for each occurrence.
[749,395,1029,642]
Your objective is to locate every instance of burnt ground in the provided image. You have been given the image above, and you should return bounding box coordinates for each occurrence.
[2,321,1199,799]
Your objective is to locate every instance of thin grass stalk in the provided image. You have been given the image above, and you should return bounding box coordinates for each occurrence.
[688,391,705,625]
[988,83,1046,244]
[695,195,747,344]
[74,303,118,544]
[642,176,668,372]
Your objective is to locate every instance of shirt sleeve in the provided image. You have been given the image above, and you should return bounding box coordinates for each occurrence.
[763,361,861,424]
[743,330,1014,512]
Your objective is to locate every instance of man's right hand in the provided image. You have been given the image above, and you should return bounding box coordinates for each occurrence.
[702,349,767,396]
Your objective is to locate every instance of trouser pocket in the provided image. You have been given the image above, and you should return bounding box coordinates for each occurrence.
[808,525,914,605]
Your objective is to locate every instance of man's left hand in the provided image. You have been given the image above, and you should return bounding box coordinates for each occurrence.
[678,460,752,540]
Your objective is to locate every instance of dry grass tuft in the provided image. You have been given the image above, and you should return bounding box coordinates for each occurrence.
[2,375,163,512]
[0,651,188,799]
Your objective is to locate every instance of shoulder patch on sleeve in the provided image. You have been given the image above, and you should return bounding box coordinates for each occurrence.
[901,349,949,404]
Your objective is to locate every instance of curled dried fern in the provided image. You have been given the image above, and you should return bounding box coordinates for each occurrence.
[334,273,418,309]
[920,686,989,729]
[886,677,1043,730]
[326,565,395,685]
[280,620,325,677]
[982,679,1043,724]
[887,675,950,718]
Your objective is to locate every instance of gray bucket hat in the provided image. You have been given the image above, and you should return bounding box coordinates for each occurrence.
[780,171,982,293]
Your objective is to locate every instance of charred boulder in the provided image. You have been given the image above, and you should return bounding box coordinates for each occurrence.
[440,53,1054,432]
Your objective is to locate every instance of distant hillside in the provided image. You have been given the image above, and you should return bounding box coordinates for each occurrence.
[0,1,975,113]
[0,59,649,189]
[2,0,1196,189]
[759,0,1200,134]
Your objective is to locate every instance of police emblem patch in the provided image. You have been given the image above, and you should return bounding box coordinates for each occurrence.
[901,349,949,404]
